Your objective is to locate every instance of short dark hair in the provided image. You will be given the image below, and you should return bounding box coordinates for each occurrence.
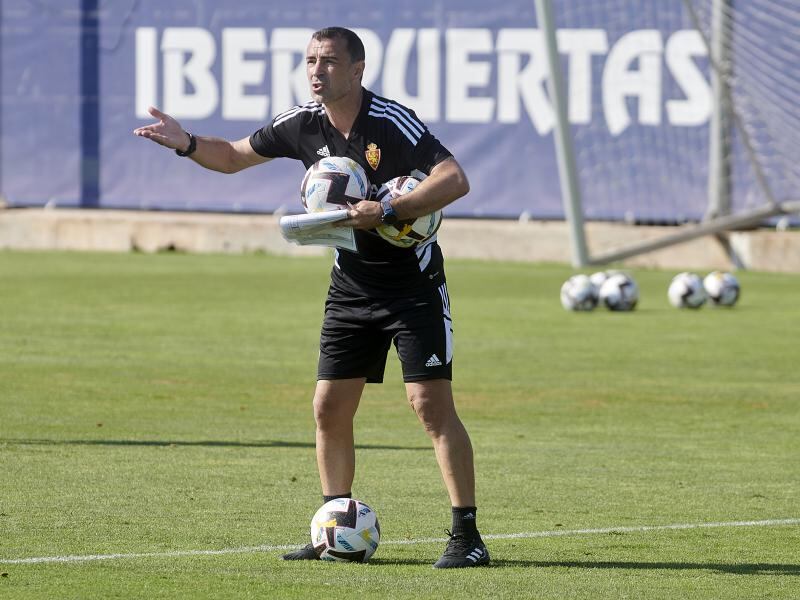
[312,27,365,63]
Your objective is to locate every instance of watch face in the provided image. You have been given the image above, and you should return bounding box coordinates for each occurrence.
[381,198,397,224]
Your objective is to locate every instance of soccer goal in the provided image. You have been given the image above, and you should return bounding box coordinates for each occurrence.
[534,0,800,267]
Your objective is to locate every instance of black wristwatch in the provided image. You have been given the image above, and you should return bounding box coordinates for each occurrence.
[380,197,398,225]
[175,132,197,157]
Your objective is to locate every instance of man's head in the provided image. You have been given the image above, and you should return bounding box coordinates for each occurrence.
[306,27,365,106]
[312,27,365,64]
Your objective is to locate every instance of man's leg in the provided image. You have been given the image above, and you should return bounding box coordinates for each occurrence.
[406,379,475,505]
[282,378,365,560]
[405,379,489,568]
[313,378,365,496]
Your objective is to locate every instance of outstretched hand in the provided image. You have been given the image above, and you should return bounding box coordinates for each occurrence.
[133,106,190,151]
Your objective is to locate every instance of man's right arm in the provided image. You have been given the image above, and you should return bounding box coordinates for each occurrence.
[133,106,271,174]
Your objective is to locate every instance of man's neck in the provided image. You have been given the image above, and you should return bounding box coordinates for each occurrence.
[324,87,363,139]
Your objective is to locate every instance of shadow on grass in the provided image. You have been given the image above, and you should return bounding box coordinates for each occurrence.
[490,559,800,575]
[0,438,429,451]
[371,558,799,574]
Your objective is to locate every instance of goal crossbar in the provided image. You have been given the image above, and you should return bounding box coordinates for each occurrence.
[588,201,800,266]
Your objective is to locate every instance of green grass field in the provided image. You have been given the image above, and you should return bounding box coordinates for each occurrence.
[1,250,798,599]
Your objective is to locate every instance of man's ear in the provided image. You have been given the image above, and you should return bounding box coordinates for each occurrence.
[353,60,365,81]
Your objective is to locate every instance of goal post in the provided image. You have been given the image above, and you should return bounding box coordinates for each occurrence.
[706,0,733,221]
[534,0,800,269]
[534,0,589,267]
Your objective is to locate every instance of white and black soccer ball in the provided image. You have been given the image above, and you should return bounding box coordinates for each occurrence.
[374,176,442,248]
[703,271,740,307]
[598,272,639,311]
[589,271,609,293]
[301,157,369,213]
[310,498,380,563]
[668,272,707,309]
[560,274,598,311]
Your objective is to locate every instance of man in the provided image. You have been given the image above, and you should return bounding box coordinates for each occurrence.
[134,26,489,569]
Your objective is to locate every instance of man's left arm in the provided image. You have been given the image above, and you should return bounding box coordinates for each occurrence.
[342,157,470,229]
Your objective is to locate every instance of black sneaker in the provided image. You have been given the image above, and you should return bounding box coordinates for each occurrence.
[282,543,320,561]
[433,530,490,568]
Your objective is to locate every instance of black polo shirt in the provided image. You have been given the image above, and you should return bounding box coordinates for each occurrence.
[249,88,453,297]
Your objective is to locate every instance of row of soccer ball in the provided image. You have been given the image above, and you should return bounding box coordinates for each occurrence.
[560,270,740,311]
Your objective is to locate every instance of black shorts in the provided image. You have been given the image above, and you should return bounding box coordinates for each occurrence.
[318,283,453,383]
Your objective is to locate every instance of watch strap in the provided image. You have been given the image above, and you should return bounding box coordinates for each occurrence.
[380,197,398,225]
[175,132,197,157]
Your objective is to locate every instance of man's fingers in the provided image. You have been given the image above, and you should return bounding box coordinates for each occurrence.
[148,106,167,120]
[133,130,171,147]
[133,128,162,140]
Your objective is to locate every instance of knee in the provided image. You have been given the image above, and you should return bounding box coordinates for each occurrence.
[409,392,452,437]
[313,394,338,430]
[313,393,351,431]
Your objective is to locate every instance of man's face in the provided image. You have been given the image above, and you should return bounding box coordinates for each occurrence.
[306,36,363,104]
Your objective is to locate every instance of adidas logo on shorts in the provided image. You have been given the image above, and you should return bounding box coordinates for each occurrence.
[425,354,442,367]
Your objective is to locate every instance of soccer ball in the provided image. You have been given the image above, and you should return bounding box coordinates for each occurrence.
[589,271,609,292]
[560,274,598,311]
[310,498,380,563]
[374,176,442,248]
[598,272,639,311]
[668,272,707,309]
[301,157,369,213]
[703,271,740,306]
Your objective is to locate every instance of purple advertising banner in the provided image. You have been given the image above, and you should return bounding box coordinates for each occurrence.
[2,1,783,222]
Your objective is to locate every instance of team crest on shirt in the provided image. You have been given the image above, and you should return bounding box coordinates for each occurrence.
[365,142,381,170]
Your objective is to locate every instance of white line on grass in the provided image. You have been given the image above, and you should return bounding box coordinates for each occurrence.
[2,518,798,566]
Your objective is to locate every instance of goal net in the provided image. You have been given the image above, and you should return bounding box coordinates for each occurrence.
[684,0,800,211]
[540,0,800,265]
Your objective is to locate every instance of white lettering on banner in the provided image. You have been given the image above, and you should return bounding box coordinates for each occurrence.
[135,28,158,118]
[665,30,711,126]
[134,27,711,133]
[446,29,495,122]
[269,28,312,117]
[383,29,440,122]
[161,28,218,119]
[496,29,552,134]
[603,30,663,135]
[556,29,609,125]
[222,28,268,120]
